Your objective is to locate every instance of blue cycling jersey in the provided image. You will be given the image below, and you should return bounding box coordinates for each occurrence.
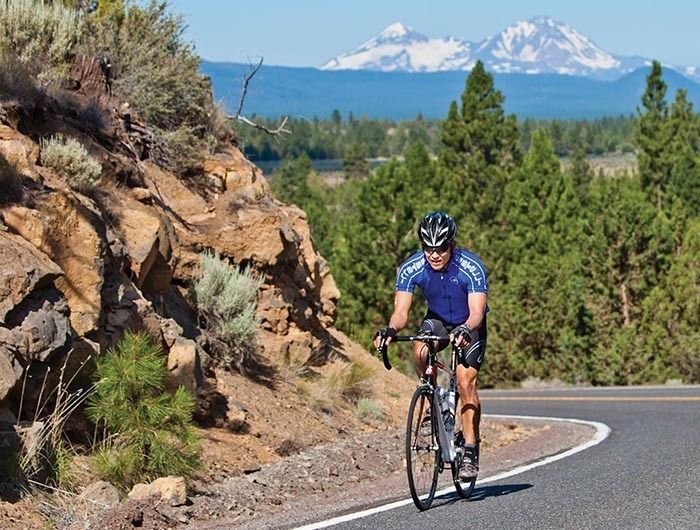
[395,248,488,326]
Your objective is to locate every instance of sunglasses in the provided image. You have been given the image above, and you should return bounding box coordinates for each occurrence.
[422,243,450,255]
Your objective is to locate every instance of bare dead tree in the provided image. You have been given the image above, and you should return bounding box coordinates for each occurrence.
[227,58,290,135]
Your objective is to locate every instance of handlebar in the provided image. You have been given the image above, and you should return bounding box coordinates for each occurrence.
[392,335,445,342]
[376,335,449,371]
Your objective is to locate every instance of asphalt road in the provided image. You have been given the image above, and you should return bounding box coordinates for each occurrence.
[308,385,700,530]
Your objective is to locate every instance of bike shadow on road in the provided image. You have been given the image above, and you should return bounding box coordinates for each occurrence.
[437,483,533,505]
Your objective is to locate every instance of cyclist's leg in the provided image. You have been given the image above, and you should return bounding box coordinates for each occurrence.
[413,318,449,377]
[456,318,487,446]
[456,365,480,445]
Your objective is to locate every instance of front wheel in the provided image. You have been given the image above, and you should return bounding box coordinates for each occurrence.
[406,385,439,510]
[451,392,477,498]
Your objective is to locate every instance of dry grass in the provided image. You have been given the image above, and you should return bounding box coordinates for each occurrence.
[296,358,376,413]
[355,398,386,422]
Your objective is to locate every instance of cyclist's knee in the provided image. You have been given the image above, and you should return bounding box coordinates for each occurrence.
[457,367,478,395]
[411,344,425,374]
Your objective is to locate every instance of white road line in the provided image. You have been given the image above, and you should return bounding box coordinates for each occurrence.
[294,414,611,530]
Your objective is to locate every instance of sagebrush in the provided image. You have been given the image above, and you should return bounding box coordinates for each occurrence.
[40,134,102,192]
[0,0,82,85]
[192,250,263,371]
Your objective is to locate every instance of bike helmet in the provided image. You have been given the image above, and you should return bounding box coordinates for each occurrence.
[418,211,457,247]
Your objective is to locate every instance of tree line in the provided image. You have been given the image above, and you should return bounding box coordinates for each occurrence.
[270,60,699,387]
[236,109,637,164]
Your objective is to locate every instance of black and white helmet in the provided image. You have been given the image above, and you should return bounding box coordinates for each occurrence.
[418,211,457,247]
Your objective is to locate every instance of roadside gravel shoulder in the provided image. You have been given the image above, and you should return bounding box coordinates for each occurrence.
[190,416,596,530]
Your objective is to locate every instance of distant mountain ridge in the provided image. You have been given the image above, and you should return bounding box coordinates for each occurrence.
[202,61,700,120]
[320,17,697,82]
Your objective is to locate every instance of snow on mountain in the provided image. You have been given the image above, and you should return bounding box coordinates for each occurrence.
[320,22,474,72]
[320,17,698,82]
[473,16,619,76]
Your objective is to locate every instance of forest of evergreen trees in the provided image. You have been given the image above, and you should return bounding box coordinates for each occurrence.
[236,108,636,163]
[268,61,699,387]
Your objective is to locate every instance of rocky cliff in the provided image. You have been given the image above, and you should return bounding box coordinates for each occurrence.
[0,73,382,446]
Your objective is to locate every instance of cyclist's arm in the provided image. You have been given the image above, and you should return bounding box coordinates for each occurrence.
[388,291,413,332]
[465,292,487,331]
[373,291,412,349]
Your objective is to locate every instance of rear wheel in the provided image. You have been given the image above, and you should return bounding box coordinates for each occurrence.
[406,385,439,510]
[451,392,477,498]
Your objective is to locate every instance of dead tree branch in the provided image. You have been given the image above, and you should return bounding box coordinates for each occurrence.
[228,57,290,135]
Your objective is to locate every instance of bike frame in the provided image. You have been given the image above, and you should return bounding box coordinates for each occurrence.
[382,335,459,463]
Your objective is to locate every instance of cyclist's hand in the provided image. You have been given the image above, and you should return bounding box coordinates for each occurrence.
[450,324,472,348]
[373,327,396,351]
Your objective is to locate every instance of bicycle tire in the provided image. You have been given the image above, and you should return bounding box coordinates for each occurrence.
[406,384,439,510]
[451,392,477,498]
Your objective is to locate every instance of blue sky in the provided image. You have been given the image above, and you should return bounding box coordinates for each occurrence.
[171,0,699,68]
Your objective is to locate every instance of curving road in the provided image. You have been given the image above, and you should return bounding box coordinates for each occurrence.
[302,385,700,530]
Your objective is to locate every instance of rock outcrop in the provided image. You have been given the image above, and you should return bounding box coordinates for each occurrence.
[0,86,340,426]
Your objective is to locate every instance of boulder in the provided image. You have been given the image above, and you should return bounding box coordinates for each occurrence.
[0,230,62,322]
[0,125,39,176]
[13,295,71,362]
[128,476,187,506]
[203,145,269,200]
[79,480,121,508]
[2,194,105,335]
[110,195,176,293]
[0,288,70,400]
[0,346,23,401]
[15,420,47,482]
[166,338,201,394]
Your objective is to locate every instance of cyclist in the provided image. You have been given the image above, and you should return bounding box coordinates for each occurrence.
[373,211,488,479]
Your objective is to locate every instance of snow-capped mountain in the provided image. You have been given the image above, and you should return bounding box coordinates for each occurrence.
[320,17,691,81]
[474,16,618,75]
[320,22,474,72]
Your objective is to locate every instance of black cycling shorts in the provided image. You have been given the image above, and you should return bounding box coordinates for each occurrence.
[417,313,487,371]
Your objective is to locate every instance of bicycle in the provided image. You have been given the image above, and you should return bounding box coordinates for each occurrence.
[377,334,478,510]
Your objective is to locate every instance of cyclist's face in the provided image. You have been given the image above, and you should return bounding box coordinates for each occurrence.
[423,243,452,270]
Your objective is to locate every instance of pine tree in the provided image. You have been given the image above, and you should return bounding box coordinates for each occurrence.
[487,129,591,385]
[569,145,594,198]
[342,142,369,180]
[87,331,201,489]
[632,219,700,383]
[584,173,675,384]
[635,60,673,206]
[438,61,520,244]
[667,89,700,213]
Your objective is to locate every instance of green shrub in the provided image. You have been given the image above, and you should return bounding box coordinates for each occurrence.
[192,251,263,371]
[0,0,82,85]
[78,1,230,173]
[79,1,209,131]
[86,331,201,490]
[40,134,102,192]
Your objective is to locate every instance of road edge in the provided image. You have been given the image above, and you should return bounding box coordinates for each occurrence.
[295,414,611,530]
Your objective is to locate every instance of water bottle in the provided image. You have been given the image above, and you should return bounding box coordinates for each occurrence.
[444,390,455,435]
